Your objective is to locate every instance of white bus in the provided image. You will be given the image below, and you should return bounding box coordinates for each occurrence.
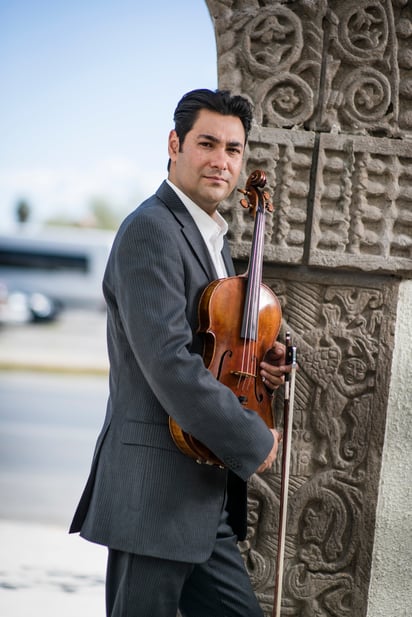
[0,226,114,309]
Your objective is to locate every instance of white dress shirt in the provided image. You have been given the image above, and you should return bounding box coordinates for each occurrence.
[166,180,228,278]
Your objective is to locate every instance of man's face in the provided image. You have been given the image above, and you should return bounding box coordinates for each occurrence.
[168,108,246,216]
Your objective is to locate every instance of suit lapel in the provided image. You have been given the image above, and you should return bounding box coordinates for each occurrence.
[222,238,236,277]
[156,181,223,281]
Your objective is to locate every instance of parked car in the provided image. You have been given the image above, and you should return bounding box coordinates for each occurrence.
[0,281,61,324]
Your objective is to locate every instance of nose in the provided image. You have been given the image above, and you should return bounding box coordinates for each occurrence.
[209,146,228,170]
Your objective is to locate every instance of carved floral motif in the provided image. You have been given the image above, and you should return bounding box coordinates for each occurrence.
[207,0,412,135]
[205,1,407,615]
[238,279,395,616]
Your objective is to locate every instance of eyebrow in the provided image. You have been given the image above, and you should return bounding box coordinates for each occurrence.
[197,133,244,149]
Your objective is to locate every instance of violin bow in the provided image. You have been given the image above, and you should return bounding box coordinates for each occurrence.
[273,331,297,617]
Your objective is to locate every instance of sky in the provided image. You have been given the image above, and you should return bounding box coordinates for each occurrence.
[0,0,218,229]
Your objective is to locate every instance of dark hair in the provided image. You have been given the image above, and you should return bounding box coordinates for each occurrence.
[167,89,253,171]
[174,88,253,146]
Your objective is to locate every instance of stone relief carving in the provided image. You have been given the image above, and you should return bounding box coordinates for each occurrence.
[223,129,412,275]
[311,134,412,273]
[237,278,396,616]
[205,1,409,615]
[221,127,314,265]
[208,0,325,128]
[206,0,412,137]
[325,0,398,134]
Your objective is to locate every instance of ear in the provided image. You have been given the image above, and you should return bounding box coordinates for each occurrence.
[168,130,180,161]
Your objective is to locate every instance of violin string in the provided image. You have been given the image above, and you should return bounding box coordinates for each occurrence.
[239,229,254,391]
[239,276,250,391]
[253,212,264,383]
[240,208,264,392]
[253,210,265,382]
[245,212,260,381]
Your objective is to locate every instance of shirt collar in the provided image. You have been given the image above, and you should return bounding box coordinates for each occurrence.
[166,179,228,243]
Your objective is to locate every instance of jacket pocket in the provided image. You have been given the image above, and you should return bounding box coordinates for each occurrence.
[121,420,178,453]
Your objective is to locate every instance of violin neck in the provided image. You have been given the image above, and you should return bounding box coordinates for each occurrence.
[241,208,266,341]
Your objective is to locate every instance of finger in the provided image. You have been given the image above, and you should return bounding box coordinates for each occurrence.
[261,369,285,386]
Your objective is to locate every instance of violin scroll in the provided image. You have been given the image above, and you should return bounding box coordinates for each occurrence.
[238,169,273,214]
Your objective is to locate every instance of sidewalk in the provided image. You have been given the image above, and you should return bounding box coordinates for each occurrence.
[0,519,106,617]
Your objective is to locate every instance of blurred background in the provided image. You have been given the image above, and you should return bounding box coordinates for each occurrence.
[0,1,217,614]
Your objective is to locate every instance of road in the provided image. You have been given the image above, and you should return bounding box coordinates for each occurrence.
[0,308,111,615]
[0,370,108,526]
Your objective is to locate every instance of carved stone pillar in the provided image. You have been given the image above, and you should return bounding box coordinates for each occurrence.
[206,1,412,616]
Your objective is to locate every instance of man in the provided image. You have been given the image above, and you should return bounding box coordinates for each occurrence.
[70,89,288,617]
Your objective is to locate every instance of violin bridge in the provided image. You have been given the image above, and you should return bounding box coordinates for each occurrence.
[230,370,256,379]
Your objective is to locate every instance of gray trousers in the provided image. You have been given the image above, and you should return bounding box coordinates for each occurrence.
[106,510,264,617]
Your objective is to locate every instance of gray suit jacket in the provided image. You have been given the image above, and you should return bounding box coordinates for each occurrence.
[70,181,273,563]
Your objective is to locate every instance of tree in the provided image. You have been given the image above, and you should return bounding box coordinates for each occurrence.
[16,199,31,224]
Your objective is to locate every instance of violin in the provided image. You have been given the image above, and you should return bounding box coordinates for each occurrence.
[169,169,282,466]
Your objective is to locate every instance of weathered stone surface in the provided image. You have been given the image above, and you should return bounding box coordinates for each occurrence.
[207,0,412,276]
[205,1,412,616]
[221,127,315,265]
[233,267,398,616]
[207,0,412,138]
[207,0,326,128]
[224,127,412,275]
[311,133,412,274]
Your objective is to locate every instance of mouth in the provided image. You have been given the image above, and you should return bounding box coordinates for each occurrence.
[203,174,228,185]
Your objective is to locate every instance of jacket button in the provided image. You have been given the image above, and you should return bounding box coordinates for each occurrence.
[223,457,241,470]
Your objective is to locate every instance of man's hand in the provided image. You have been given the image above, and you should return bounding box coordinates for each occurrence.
[260,341,292,392]
[256,429,282,473]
